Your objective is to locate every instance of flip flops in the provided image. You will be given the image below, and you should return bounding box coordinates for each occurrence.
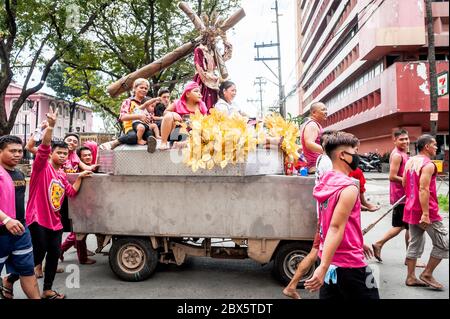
[41,290,66,299]
[0,280,14,299]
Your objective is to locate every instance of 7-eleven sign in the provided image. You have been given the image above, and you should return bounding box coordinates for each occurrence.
[437,71,449,97]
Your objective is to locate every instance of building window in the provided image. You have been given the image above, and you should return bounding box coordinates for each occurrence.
[82,111,86,121]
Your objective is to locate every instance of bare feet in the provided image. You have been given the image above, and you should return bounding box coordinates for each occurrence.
[80,258,96,265]
[372,243,382,262]
[100,140,120,150]
[137,139,147,145]
[282,287,301,299]
[405,277,429,287]
[87,250,95,257]
[419,273,444,290]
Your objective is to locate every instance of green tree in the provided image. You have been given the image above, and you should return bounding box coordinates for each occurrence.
[0,0,113,135]
[61,0,240,134]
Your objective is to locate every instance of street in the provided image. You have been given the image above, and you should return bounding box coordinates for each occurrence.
[4,174,448,300]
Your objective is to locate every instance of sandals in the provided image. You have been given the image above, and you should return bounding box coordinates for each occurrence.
[42,290,66,299]
[0,279,14,299]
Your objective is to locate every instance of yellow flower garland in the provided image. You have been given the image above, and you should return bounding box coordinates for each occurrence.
[264,113,301,162]
[182,111,301,172]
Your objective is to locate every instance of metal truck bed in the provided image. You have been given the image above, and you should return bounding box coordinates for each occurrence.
[68,174,316,240]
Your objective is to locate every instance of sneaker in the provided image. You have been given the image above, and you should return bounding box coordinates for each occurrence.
[147,136,157,153]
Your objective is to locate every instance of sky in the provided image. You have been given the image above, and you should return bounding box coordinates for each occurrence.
[226,0,299,118]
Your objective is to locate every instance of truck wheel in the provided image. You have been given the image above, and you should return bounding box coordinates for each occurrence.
[109,237,158,282]
[272,241,316,288]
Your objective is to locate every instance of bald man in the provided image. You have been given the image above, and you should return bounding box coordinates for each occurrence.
[301,102,328,173]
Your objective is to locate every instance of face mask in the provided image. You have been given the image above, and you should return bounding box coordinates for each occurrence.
[342,151,360,171]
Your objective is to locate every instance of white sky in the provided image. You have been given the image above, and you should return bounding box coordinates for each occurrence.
[226,0,298,118]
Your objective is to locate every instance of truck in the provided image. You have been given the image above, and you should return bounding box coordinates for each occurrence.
[68,145,317,287]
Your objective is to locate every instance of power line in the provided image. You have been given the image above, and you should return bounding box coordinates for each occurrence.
[282,0,379,91]
[280,0,386,107]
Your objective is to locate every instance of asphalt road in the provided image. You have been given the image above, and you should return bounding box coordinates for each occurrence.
[4,176,449,299]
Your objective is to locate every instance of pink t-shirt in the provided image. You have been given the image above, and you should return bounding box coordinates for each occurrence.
[62,151,80,173]
[301,119,323,170]
[26,144,77,231]
[403,155,441,225]
[389,147,409,204]
[314,170,366,268]
[0,165,16,224]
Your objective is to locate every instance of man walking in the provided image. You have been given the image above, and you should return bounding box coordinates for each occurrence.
[305,132,379,299]
[403,134,449,289]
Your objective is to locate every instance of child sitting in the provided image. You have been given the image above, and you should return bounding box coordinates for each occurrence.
[132,97,162,146]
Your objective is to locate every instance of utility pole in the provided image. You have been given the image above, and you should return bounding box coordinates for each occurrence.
[425,0,438,137]
[254,77,267,118]
[254,0,286,118]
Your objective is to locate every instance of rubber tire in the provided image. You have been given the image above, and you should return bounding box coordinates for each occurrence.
[109,237,158,282]
[272,241,316,288]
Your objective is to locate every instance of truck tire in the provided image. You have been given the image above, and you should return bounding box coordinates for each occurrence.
[272,241,316,288]
[109,237,158,282]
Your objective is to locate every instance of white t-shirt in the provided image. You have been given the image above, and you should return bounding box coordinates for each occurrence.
[315,154,332,185]
[214,98,241,115]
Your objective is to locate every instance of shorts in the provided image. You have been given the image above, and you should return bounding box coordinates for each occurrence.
[132,121,150,132]
[319,266,380,299]
[0,227,35,277]
[407,221,449,260]
[392,204,409,229]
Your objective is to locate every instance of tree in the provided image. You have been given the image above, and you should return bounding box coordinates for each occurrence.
[60,0,240,134]
[0,0,113,135]
[47,62,83,131]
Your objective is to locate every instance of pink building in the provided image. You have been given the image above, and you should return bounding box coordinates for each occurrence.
[5,82,94,141]
[296,0,449,169]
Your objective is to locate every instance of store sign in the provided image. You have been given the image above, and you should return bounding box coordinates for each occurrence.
[437,71,449,97]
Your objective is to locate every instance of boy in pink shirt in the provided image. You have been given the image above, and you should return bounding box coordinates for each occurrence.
[0,135,40,299]
[403,134,448,290]
[24,108,91,299]
[305,131,379,299]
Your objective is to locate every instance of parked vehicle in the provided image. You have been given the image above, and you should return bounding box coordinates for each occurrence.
[359,152,382,172]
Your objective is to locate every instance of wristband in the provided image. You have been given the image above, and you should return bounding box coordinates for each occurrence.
[2,216,12,225]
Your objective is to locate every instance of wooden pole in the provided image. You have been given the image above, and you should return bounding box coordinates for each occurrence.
[107,8,245,98]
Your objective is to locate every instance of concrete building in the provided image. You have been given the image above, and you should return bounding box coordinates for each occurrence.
[5,82,94,141]
[295,0,449,167]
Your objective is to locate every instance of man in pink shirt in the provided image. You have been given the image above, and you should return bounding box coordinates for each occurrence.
[301,102,327,174]
[21,108,91,299]
[305,131,379,299]
[403,134,449,290]
[0,135,40,299]
[372,129,418,264]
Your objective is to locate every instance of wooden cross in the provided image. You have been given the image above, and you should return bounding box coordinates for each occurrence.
[107,2,245,98]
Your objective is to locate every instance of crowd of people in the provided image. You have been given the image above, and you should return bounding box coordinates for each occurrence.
[282,103,448,299]
[0,78,448,300]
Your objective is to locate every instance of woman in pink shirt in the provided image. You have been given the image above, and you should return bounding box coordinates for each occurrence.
[158,81,208,150]
[25,108,91,299]
[305,131,379,299]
